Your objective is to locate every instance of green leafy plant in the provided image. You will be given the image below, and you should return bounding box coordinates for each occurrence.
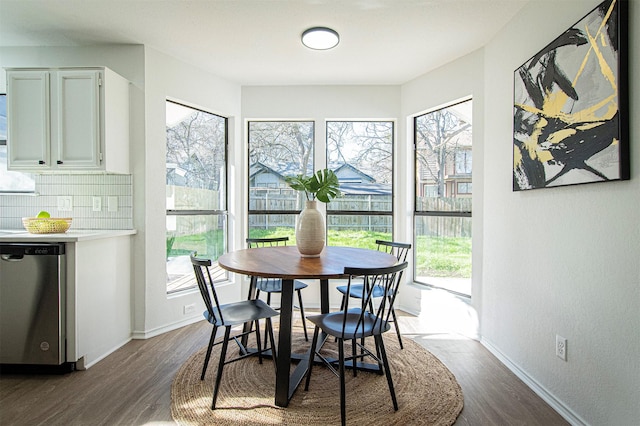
[285,168,341,203]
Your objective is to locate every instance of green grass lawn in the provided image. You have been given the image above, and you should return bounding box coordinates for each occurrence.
[415,235,471,278]
[249,227,472,278]
[168,228,471,278]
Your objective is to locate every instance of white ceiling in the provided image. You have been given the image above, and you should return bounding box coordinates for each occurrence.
[0,0,529,86]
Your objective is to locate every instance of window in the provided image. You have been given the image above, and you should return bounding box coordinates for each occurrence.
[414,99,472,296]
[455,150,472,175]
[0,94,36,193]
[246,120,394,250]
[326,121,393,249]
[166,100,227,294]
[457,182,472,194]
[248,121,314,240]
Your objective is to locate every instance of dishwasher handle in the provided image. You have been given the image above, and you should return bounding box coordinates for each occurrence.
[1,254,25,261]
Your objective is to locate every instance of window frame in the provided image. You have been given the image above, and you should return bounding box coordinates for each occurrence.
[413,99,473,297]
[247,120,315,239]
[245,119,397,247]
[165,99,229,294]
[325,120,395,244]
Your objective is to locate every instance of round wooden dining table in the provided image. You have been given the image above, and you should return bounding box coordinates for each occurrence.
[217,245,399,407]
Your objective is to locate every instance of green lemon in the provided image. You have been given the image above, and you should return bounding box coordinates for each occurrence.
[37,211,51,218]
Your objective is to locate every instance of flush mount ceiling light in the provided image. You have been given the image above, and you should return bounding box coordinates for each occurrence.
[301,27,340,50]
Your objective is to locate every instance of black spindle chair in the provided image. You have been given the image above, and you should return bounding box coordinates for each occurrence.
[191,252,279,409]
[246,236,309,341]
[335,240,411,348]
[304,261,408,426]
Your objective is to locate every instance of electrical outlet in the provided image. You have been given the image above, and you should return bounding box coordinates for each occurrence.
[556,335,567,361]
[183,303,196,315]
[92,197,102,211]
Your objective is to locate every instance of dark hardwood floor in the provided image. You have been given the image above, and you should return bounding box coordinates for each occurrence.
[0,314,568,425]
[412,336,568,425]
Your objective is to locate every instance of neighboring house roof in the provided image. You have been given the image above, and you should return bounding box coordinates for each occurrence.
[339,182,391,196]
[249,161,390,195]
[332,163,376,183]
[249,161,308,180]
[166,163,188,186]
[249,161,286,181]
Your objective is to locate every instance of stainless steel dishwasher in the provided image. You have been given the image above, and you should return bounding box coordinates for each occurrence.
[0,242,70,371]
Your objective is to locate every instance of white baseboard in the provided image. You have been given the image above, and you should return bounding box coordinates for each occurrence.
[131,315,203,340]
[481,338,587,426]
[82,337,133,369]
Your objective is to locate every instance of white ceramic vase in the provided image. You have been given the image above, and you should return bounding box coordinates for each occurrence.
[296,200,325,257]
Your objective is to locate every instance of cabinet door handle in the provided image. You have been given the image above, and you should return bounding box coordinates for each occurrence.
[38,160,45,165]
[57,160,63,164]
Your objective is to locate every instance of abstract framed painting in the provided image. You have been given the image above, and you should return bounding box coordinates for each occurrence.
[513,0,629,191]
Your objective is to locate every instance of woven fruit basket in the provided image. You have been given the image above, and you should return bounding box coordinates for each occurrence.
[22,217,73,234]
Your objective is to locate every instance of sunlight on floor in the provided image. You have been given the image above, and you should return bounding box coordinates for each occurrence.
[399,286,479,340]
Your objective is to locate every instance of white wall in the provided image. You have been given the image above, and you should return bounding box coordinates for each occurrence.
[480,0,639,424]
[0,45,145,89]
[137,47,242,337]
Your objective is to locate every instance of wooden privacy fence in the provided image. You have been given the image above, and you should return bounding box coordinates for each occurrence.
[414,215,471,238]
[249,189,471,237]
[249,189,392,232]
[415,196,472,238]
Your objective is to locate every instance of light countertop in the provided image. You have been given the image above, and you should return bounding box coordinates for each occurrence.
[0,229,136,243]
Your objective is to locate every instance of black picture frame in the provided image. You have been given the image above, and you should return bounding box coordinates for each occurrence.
[513,0,629,191]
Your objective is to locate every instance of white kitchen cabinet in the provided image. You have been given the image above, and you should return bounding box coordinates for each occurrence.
[6,67,130,173]
[66,235,133,369]
[0,230,136,370]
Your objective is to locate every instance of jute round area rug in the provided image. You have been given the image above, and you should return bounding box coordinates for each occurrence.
[171,326,463,425]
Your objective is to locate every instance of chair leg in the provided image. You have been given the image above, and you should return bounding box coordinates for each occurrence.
[374,338,384,374]
[266,318,277,367]
[254,319,263,364]
[351,338,357,377]
[264,292,272,346]
[375,334,398,411]
[304,326,321,391]
[335,294,348,343]
[338,338,347,426]
[247,289,261,335]
[390,306,404,349]
[212,327,231,410]
[201,325,217,380]
[297,289,309,341]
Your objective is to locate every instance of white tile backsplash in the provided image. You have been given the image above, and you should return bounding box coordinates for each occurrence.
[0,174,133,230]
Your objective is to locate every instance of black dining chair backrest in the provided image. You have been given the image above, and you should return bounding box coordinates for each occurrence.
[246,236,310,341]
[246,236,289,248]
[336,240,412,348]
[342,261,408,339]
[304,261,409,426]
[376,239,411,263]
[191,255,224,323]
